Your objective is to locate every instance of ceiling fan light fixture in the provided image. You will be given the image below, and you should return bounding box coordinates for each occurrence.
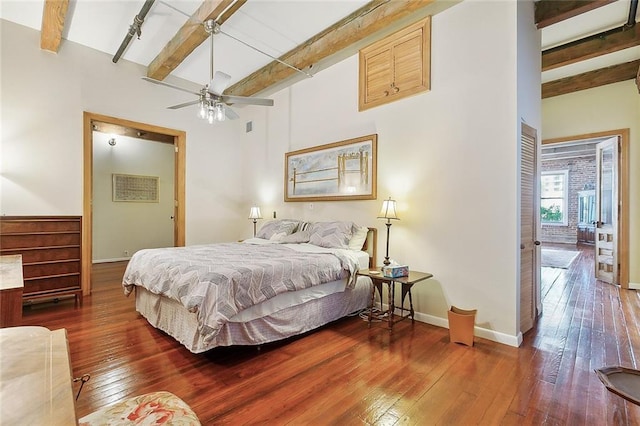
[198,100,207,119]
[214,103,225,122]
[146,19,273,123]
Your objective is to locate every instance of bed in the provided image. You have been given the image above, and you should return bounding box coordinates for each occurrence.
[123,220,377,353]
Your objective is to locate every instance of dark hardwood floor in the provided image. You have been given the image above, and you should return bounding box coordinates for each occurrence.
[19,245,640,424]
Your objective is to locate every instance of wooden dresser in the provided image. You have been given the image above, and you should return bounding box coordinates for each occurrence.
[0,216,82,305]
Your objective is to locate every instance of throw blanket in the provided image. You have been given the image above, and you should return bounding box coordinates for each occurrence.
[123,242,359,343]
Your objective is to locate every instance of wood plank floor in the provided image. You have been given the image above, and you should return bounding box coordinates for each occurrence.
[19,245,640,424]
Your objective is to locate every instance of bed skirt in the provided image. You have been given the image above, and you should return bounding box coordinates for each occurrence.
[135,276,373,353]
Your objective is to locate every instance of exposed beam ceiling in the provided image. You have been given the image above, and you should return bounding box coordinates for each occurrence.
[534,0,615,29]
[26,0,640,102]
[146,0,247,81]
[542,59,640,98]
[542,23,640,71]
[40,0,69,53]
[225,0,440,98]
[540,0,640,97]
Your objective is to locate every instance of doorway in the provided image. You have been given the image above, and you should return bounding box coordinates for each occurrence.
[541,129,629,288]
[81,112,186,296]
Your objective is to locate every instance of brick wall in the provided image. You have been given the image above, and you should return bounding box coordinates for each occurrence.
[541,155,596,244]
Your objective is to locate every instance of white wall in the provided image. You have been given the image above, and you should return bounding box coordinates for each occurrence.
[1,0,542,345]
[542,80,640,286]
[242,0,535,345]
[0,19,246,244]
[92,132,174,261]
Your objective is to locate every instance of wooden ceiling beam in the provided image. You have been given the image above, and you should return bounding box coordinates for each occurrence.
[534,0,616,29]
[216,0,246,24]
[543,24,640,71]
[40,0,69,52]
[225,0,439,98]
[146,0,247,81]
[542,59,640,98]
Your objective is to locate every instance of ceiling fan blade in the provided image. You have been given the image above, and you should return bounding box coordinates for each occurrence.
[167,99,200,110]
[208,71,232,96]
[142,77,200,96]
[220,95,274,107]
[224,106,239,120]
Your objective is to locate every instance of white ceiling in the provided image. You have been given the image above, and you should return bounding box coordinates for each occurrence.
[0,0,369,87]
[1,0,639,91]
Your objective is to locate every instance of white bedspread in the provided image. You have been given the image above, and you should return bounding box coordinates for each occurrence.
[123,241,361,344]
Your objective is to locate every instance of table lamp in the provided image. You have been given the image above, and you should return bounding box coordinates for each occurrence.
[377,197,399,266]
[248,206,262,237]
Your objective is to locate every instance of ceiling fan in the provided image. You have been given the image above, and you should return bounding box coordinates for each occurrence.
[142,19,274,123]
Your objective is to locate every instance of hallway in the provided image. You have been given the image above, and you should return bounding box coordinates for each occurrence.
[532,242,640,421]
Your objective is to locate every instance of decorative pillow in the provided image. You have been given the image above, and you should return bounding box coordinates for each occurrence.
[308,221,354,249]
[298,221,312,232]
[256,220,299,240]
[279,230,311,244]
[348,225,369,251]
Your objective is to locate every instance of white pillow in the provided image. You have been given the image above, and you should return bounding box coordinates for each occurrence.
[348,225,369,251]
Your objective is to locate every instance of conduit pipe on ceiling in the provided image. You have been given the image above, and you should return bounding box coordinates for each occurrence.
[625,0,638,29]
[112,0,156,63]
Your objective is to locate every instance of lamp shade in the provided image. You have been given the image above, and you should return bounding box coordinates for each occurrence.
[248,206,262,220]
[377,197,399,220]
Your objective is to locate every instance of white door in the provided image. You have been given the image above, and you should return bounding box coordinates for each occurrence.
[520,123,539,334]
[595,137,619,284]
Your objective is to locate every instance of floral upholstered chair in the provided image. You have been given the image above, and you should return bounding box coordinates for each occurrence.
[79,391,201,425]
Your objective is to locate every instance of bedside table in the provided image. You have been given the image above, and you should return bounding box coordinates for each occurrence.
[357,268,433,332]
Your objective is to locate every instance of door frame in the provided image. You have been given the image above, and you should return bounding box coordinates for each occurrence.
[542,128,629,288]
[82,112,186,296]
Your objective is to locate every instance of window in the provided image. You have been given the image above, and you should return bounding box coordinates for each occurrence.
[541,170,568,225]
[577,190,595,225]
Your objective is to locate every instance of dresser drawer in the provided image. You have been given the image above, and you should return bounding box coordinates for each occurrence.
[24,274,80,296]
[1,232,80,250]
[0,219,80,234]
[23,260,80,279]
[1,246,81,263]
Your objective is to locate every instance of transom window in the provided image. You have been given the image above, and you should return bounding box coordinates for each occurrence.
[541,170,569,225]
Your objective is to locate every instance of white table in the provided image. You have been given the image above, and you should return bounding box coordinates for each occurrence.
[0,326,77,425]
[0,254,24,327]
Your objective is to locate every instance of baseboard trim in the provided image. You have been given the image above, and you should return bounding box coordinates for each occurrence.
[629,282,640,290]
[93,257,130,264]
[383,305,521,347]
